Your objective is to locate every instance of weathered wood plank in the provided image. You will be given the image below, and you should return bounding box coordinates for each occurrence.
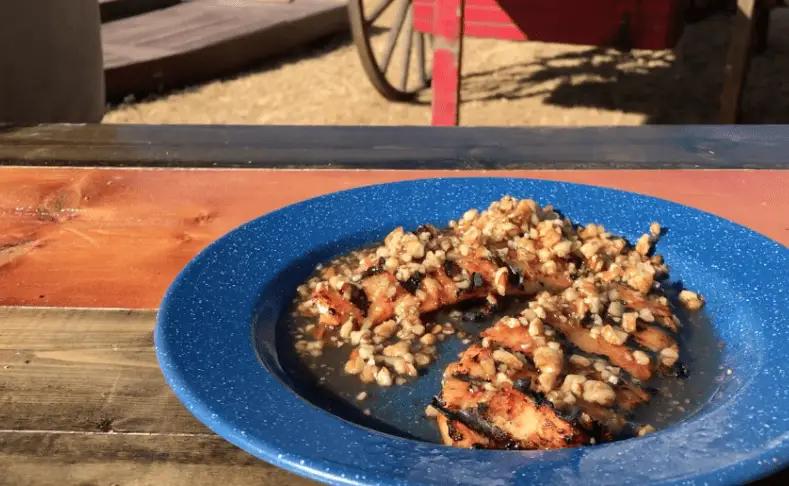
[431,0,465,126]
[3,124,789,169]
[0,308,207,434]
[719,0,758,122]
[0,306,318,485]
[0,432,316,486]
[0,168,788,309]
[102,0,348,101]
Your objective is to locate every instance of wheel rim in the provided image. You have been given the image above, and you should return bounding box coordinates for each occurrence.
[348,0,432,102]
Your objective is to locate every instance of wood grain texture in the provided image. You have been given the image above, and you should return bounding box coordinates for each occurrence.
[0,307,318,486]
[2,124,789,169]
[0,432,318,486]
[101,0,347,101]
[0,308,204,433]
[0,168,787,309]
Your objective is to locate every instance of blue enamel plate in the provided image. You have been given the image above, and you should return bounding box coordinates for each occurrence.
[155,177,789,486]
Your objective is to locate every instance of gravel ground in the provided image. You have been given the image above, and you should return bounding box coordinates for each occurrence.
[104,9,789,126]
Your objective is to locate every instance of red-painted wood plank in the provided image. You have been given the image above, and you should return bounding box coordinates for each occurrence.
[0,168,788,309]
[430,0,465,126]
[414,0,683,48]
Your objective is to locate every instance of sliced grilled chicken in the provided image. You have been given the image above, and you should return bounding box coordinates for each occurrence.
[313,251,572,328]
[480,322,649,408]
[435,376,591,449]
[437,413,492,448]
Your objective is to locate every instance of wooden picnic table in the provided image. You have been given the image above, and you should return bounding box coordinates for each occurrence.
[1,124,788,485]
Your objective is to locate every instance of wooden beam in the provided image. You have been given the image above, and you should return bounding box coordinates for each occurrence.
[431,0,465,125]
[0,307,317,484]
[102,0,348,102]
[719,0,758,123]
[1,432,315,486]
[0,168,788,309]
[3,124,789,169]
[0,308,203,433]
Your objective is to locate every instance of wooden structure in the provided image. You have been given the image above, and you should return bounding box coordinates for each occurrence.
[719,0,777,123]
[0,124,788,485]
[349,0,777,125]
[100,0,347,102]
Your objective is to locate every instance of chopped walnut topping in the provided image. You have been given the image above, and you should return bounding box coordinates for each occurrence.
[607,301,624,317]
[589,325,602,339]
[376,367,393,386]
[414,353,431,367]
[635,234,651,256]
[534,346,563,375]
[569,354,591,368]
[561,374,587,396]
[419,333,436,346]
[638,424,656,436]
[360,364,378,384]
[345,355,364,374]
[383,341,411,358]
[494,267,509,296]
[601,325,628,346]
[480,356,497,377]
[660,347,679,367]
[638,308,655,323]
[538,371,559,392]
[424,404,439,418]
[632,350,651,366]
[528,318,544,336]
[580,240,601,259]
[679,290,705,310]
[492,349,524,370]
[374,320,397,339]
[582,380,616,406]
[553,239,573,258]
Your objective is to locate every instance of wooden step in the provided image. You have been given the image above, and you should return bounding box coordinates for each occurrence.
[102,0,348,102]
[99,0,181,22]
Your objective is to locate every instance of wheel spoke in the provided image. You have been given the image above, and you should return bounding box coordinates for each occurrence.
[398,8,414,91]
[379,0,410,74]
[366,0,395,25]
[416,32,428,86]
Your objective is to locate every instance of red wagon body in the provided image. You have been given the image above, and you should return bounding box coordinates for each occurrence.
[424,0,685,125]
[349,0,689,125]
[413,0,684,49]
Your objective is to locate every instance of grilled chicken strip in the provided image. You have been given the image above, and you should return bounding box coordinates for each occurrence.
[436,376,591,449]
[479,320,650,408]
[313,244,573,328]
[437,413,492,448]
[433,334,649,449]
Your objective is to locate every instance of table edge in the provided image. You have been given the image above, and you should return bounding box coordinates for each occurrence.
[1,123,788,169]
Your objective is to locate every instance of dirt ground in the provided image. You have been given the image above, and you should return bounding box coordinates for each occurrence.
[104,9,789,126]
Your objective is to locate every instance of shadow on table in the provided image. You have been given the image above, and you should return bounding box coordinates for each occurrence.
[458,9,789,124]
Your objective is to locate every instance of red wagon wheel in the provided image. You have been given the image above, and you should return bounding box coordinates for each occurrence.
[348,0,432,102]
